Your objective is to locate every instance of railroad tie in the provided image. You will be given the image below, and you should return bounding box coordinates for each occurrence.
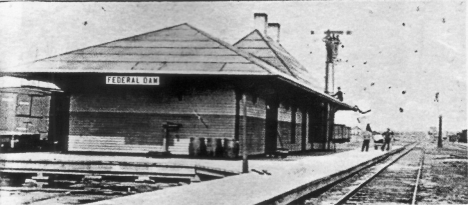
[135,176,155,183]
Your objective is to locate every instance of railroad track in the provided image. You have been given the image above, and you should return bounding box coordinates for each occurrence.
[297,144,425,205]
[333,147,425,205]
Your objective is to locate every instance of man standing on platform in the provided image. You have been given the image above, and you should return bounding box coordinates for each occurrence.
[381,128,394,151]
[361,124,372,152]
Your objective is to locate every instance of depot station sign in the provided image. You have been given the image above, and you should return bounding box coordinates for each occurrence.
[106,76,159,85]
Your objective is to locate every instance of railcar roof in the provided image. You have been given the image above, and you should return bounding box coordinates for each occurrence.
[0,76,61,93]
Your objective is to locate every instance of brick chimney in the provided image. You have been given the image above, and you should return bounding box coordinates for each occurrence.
[267,23,280,42]
[254,13,268,35]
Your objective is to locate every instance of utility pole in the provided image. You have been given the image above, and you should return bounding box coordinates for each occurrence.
[242,94,249,173]
[438,115,443,148]
[323,31,339,94]
[312,29,351,151]
[435,91,442,148]
[312,30,352,94]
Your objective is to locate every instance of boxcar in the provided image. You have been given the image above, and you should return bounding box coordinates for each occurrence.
[333,124,348,143]
[344,126,351,142]
[459,130,467,143]
[0,87,52,152]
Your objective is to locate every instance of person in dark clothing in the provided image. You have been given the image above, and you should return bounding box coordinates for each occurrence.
[361,124,372,152]
[332,87,344,101]
[381,128,394,151]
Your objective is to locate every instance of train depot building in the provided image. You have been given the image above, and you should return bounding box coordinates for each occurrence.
[2,14,356,158]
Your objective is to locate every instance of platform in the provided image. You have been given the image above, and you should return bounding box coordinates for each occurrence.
[0,152,242,181]
[84,145,406,205]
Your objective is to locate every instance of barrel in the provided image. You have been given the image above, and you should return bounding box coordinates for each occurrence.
[206,138,214,157]
[223,139,239,159]
[200,138,207,156]
[188,137,195,157]
[234,141,239,157]
[214,139,224,157]
[192,137,207,157]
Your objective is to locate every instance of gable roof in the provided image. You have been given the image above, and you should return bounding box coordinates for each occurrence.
[4,23,354,110]
[7,23,277,75]
[234,30,355,109]
[234,30,322,91]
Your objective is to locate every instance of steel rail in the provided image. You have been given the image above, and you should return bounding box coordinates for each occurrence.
[332,143,418,205]
[411,148,425,205]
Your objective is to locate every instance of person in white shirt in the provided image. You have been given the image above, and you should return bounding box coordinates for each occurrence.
[361,124,373,152]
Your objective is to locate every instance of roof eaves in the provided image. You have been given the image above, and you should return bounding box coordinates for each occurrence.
[0,69,272,76]
[272,72,355,110]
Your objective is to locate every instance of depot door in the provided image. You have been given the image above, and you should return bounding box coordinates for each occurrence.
[49,93,70,152]
[264,102,278,155]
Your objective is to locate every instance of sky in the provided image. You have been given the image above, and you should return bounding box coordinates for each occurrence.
[0,1,466,132]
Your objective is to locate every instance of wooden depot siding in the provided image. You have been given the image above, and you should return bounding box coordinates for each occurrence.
[238,97,310,155]
[277,103,293,151]
[299,108,306,151]
[313,105,328,150]
[68,86,236,154]
[238,94,266,155]
[291,106,303,152]
[301,108,311,151]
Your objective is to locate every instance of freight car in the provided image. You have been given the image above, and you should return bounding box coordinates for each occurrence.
[459,130,467,143]
[333,124,350,143]
[0,77,61,153]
